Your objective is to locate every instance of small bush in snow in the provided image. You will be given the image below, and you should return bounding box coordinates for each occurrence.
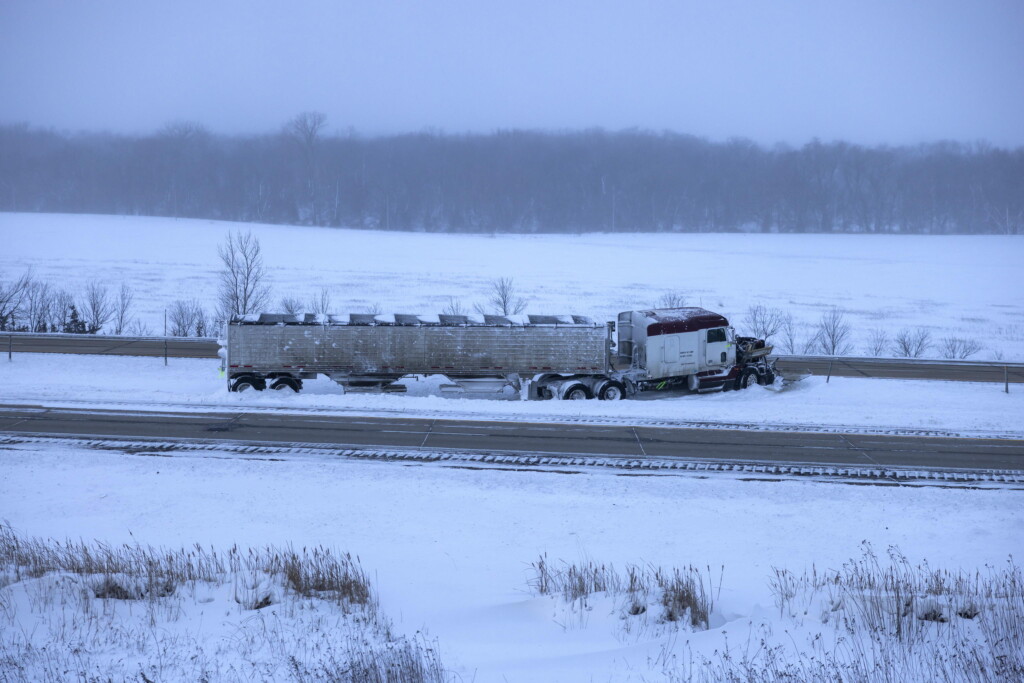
[892,328,932,358]
[657,291,688,309]
[864,328,890,356]
[938,336,982,360]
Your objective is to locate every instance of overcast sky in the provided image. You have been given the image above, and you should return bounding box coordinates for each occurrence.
[2,0,1022,147]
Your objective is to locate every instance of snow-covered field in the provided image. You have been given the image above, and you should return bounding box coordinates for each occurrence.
[2,353,1022,437]
[1,441,1022,681]
[3,212,1023,360]
[3,212,1023,680]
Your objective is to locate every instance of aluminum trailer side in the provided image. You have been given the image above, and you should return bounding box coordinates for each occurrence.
[226,314,610,394]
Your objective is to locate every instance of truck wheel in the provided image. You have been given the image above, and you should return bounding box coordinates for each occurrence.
[563,383,591,400]
[598,381,625,400]
[271,378,301,392]
[232,376,264,392]
[762,370,776,386]
[736,369,759,390]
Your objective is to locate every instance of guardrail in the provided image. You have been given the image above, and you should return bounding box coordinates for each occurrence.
[4,332,1022,385]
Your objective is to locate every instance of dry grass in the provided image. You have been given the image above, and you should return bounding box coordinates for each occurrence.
[530,554,718,630]
[664,543,1024,682]
[0,524,448,683]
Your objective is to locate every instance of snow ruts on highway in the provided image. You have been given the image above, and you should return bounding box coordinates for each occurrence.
[2,434,1021,488]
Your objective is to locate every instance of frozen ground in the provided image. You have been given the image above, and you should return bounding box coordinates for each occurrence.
[1,353,1022,437]
[3,212,1022,680]
[2,212,1023,360]
[1,440,1022,681]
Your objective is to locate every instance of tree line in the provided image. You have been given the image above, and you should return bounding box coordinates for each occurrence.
[1,115,1021,234]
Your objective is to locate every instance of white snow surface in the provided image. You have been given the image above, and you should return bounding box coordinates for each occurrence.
[2,212,1023,360]
[2,440,1022,681]
[3,213,1023,680]
[1,353,1022,437]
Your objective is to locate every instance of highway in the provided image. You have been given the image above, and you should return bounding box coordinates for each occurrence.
[1,404,1021,474]
[4,332,1022,384]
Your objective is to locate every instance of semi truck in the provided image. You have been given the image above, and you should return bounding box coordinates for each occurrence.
[223,307,775,399]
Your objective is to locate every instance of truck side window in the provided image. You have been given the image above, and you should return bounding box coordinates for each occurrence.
[706,328,726,343]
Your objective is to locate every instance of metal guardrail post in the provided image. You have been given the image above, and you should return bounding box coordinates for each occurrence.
[826,358,833,383]
[1007,366,1011,394]
[164,337,168,366]
[7,334,11,361]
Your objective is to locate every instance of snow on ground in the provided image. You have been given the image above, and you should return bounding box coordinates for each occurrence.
[2,353,1022,437]
[3,213,1022,679]
[1,441,1022,681]
[3,212,1023,360]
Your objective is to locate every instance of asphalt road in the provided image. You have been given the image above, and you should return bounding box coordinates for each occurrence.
[5,333,1022,384]
[2,405,1021,473]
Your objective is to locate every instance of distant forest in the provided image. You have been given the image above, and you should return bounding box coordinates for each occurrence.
[2,114,1022,234]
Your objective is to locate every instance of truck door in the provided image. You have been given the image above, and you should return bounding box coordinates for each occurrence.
[703,327,733,369]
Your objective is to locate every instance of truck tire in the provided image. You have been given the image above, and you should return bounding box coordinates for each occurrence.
[271,377,301,392]
[598,381,625,400]
[736,368,759,390]
[232,376,265,392]
[562,383,591,400]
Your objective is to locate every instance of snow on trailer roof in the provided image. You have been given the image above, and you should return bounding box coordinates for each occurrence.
[231,313,598,326]
[642,307,730,336]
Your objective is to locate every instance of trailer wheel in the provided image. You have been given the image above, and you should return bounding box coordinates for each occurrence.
[232,376,264,392]
[271,377,301,392]
[598,381,625,400]
[736,369,759,390]
[563,383,591,400]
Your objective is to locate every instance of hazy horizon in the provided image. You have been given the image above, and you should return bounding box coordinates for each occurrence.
[3,1,1023,148]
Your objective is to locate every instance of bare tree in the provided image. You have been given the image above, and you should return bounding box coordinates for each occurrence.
[81,281,113,334]
[657,291,688,308]
[442,296,467,316]
[218,231,271,320]
[777,312,800,354]
[864,328,890,356]
[479,277,528,316]
[308,287,332,315]
[280,296,303,316]
[51,289,75,332]
[743,304,784,343]
[365,302,383,315]
[168,299,209,337]
[112,283,134,335]
[891,328,932,358]
[128,318,152,336]
[23,281,53,332]
[813,308,853,355]
[0,270,31,331]
[938,336,982,360]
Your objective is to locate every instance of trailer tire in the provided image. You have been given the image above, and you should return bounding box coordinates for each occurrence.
[736,369,759,390]
[598,381,625,400]
[562,383,591,400]
[232,376,264,392]
[270,377,301,392]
